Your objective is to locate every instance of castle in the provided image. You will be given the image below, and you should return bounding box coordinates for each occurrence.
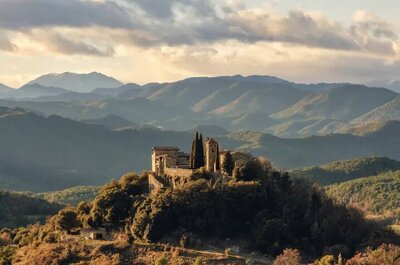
[151,132,227,178]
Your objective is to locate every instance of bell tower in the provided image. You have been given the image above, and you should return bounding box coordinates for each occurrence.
[205,138,220,172]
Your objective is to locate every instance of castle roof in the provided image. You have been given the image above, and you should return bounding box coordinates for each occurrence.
[206,138,218,144]
[152,146,179,151]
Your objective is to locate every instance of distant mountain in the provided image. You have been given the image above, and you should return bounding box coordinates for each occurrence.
[186,125,229,137]
[26,72,124,93]
[290,157,400,185]
[1,75,400,136]
[0,107,195,191]
[92,83,141,97]
[338,120,398,136]
[81,114,139,130]
[30,91,109,102]
[350,95,400,124]
[118,76,309,117]
[229,124,400,169]
[0,96,183,124]
[1,106,400,191]
[6,83,69,99]
[0,83,13,97]
[368,79,400,93]
[272,84,397,121]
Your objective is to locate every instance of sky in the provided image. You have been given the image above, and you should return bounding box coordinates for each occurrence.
[0,0,400,87]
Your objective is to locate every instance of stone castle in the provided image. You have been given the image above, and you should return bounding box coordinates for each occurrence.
[151,132,228,178]
[149,132,236,191]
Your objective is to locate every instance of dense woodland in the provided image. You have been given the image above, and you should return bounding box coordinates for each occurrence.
[0,191,61,228]
[290,157,400,186]
[326,171,400,223]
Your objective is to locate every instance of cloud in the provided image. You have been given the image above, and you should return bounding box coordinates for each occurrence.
[0,31,15,51]
[350,10,398,55]
[0,0,133,30]
[0,0,398,58]
[37,32,115,56]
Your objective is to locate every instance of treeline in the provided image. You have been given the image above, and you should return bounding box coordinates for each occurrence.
[32,186,101,206]
[326,171,400,222]
[290,157,400,186]
[0,190,62,228]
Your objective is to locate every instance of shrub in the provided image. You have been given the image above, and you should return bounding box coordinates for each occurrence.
[273,248,301,265]
[155,255,168,265]
[346,244,400,265]
[193,257,202,265]
[312,255,335,265]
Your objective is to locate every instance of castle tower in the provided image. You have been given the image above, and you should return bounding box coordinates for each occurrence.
[205,138,220,172]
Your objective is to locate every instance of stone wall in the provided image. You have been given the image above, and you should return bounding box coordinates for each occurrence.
[164,167,194,178]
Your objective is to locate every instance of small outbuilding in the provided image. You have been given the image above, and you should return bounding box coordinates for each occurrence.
[80,228,106,240]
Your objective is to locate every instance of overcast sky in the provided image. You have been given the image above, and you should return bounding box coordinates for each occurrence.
[0,0,400,87]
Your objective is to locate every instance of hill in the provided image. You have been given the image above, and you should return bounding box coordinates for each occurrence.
[1,106,400,191]
[0,107,196,191]
[7,84,70,99]
[350,95,400,124]
[290,157,400,185]
[91,83,141,96]
[326,171,400,221]
[4,169,397,264]
[0,83,13,97]
[81,115,139,130]
[1,75,400,135]
[229,125,400,169]
[272,84,397,121]
[0,190,62,228]
[186,125,229,137]
[33,186,100,206]
[26,72,124,93]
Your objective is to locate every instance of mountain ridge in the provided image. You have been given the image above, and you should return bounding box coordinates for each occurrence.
[26,72,124,93]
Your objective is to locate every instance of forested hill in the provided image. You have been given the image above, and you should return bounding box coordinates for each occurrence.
[326,171,400,220]
[1,107,400,191]
[290,157,400,185]
[0,190,62,228]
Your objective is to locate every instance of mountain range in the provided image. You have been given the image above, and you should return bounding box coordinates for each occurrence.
[0,72,399,137]
[1,106,400,192]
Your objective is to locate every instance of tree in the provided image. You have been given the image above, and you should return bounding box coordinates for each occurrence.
[274,248,301,265]
[233,159,265,181]
[190,132,204,169]
[197,133,204,168]
[54,208,80,233]
[221,151,234,176]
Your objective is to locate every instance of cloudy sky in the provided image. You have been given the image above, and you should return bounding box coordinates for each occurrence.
[0,0,400,87]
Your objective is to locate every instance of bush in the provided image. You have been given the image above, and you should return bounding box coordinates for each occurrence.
[193,257,203,265]
[274,248,301,265]
[312,255,335,265]
[155,255,168,265]
[346,244,400,265]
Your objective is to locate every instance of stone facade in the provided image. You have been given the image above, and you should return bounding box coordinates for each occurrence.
[205,138,219,172]
[150,133,250,192]
[151,133,223,178]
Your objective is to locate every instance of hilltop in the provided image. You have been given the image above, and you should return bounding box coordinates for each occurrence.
[2,165,398,264]
[326,171,400,222]
[26,72,124,93]
[290,157,400,185]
